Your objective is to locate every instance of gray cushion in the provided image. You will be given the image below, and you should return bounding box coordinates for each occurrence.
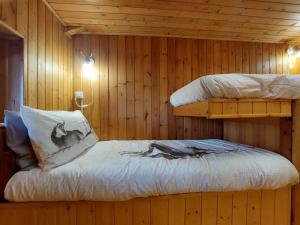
[4,110,37,170]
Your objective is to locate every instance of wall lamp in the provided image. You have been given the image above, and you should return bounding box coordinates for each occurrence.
[287,46,300,70]
[75,52,95,110]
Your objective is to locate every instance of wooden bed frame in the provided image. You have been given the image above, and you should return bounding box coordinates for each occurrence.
[174,98,292,119]
[0,99,299,225]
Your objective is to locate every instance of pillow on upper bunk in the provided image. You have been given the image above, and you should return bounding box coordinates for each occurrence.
[4,110,37,170]
[20,106,98,171]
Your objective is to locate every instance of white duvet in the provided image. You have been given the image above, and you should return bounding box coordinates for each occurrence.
[5,139,299,202]
[170,74,300,107]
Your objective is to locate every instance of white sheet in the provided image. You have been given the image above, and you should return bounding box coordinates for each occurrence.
[170,74,300,107]
[5,139,299,202]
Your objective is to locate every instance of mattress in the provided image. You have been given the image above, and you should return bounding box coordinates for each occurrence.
[5,139,299,202]
[170,74,300,107]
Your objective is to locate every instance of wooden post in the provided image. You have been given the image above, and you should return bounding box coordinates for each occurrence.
[292,100,300,225]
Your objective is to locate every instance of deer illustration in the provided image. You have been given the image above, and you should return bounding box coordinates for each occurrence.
[120,142,239,160]
[51,122,88,150]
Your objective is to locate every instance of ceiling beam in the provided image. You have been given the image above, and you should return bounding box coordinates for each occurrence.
[64,26,86,38]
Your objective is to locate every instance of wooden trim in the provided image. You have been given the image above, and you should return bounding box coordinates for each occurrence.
[0,187,292,225]
[64,26,85,38]
[174,99,292,119]
[42,0,66,26]
[0,21,24,39]
[292,100,300,225]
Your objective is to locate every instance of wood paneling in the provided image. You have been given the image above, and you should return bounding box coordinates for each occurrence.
[223,40,290,153]
[0,0,73,111]
[41,0,300,43]
[73,36,288,141]
[74,35,228,140]
[0,0,17,29]
[0,187,292,225]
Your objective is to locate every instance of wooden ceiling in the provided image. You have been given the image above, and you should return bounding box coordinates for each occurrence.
[46,0,300,43]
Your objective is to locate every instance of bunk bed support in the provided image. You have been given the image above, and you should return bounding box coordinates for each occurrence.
[292,100,300,225]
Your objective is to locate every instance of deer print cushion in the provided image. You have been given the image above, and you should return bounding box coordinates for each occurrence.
[20,106,98,170]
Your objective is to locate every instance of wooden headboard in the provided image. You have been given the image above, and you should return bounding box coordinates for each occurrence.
[0,123,18,201]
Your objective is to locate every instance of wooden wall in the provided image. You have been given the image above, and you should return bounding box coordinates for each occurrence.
[0,0,17,30]
[73,35,288,141]
[73,36,220,140]
[0,0,73,111]
[0,39,23,121]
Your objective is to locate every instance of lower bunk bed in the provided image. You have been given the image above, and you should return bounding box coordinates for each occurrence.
[0,139,298,225]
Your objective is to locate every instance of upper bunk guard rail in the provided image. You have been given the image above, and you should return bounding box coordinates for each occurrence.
[173,98,292,119]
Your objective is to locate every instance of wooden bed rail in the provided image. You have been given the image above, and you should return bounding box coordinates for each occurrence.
[174,99,292,119]
[0,124,18,202]
[292,100,300,225]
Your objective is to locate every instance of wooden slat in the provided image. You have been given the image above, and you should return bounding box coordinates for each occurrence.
[144,37,152,139]
[125,36,135,140]
[117,36,127,139]
[292,101,300,225]
[174,99,292,119]
[0,187,292,225]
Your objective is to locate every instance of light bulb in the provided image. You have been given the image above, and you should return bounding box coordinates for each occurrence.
[83,63,95,80]
[287,47,294,56]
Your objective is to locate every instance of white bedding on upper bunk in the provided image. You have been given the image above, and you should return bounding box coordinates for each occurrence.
[170,74,300,107]
[4,139,299,202]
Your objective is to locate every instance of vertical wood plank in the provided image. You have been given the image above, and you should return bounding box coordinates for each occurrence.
[217,192,232,225]
[45,8,53,110]
[232,192,247,225]
[56,204,77,225]
[144,37,152,139]
[159,37,168,140]
[37,0,45,109]
[151,199,169,225]
[117,36,127,139]
[134,36,144,140]
[247,191,262,225]
[96,203,114,225]
[77,203,96,225]
[202,193,218,225]
[185,196,202,225]
[52,16,59,110]
[99,36,109,140]
[169,198,185,225]
[108,36,118,140]
[115,201,133,225]
[27,0,38,107]
[133,199,151,225]
[125,36,135,140]
[91,35,100,136]
[151,37,160,140]
[167,38,176,140]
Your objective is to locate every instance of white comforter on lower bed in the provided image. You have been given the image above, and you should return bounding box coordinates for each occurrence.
[5,139,299,202]
[170,74,300,107]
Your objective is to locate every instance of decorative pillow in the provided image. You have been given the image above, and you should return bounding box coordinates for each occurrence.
[4,110,37,170]
[20,106,98,170]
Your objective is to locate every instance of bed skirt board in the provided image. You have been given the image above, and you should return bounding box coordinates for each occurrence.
[0,186,291,225]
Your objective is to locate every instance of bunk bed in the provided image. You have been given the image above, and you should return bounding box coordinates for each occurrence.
[171,74,300,225]
[0,74,299,225]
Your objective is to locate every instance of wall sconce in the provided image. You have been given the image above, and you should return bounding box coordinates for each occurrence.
[287,46,300,70]
[75,52,95,110]
[83,53,96,80]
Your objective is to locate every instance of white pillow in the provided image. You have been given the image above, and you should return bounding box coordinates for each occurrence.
[20,106,98,170]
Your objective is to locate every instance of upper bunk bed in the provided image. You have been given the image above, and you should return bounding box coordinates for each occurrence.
[171,74,299,119]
